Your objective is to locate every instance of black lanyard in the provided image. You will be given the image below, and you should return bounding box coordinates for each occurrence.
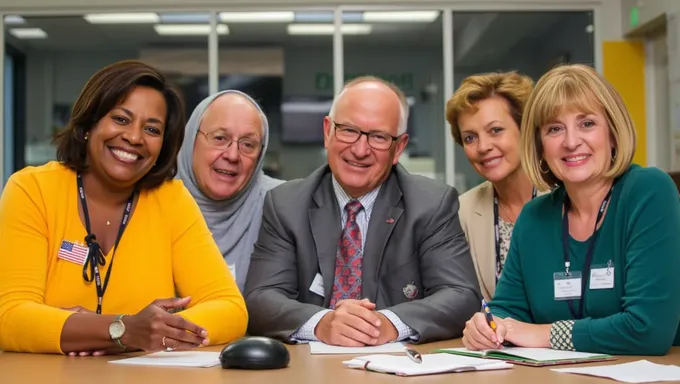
[77,173,136,314]
[561,184,614,319]
[494,187,537,282]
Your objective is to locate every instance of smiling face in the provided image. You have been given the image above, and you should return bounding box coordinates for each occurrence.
[458,96,522,183]
[323,81,408,198]
[86,85,166,189]
[540,105,614,187]
[192,93,263,201]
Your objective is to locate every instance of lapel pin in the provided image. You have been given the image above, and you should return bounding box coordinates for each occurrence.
[386,218,395,224]
[402,282,418,299]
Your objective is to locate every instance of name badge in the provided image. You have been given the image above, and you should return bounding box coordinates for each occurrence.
[309,273,325,297]
[553,271,582,300]
[228,264,236,278]
[590,267,614,290]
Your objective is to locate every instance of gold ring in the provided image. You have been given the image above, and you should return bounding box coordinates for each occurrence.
[162,336,175,352]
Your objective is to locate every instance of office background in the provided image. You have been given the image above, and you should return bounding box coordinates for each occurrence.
[0,0,671,193]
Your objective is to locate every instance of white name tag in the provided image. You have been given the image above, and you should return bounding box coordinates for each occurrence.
[554,272,582,300]
[590,267,614,289]
[228,264,236,278]
[310,273,325,297]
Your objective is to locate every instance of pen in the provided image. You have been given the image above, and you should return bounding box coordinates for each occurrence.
[481,299,497,331]
[405,347,422,364]
[481,300,513,347]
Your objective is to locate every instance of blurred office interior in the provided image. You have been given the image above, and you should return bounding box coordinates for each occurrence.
[1,1,671,192]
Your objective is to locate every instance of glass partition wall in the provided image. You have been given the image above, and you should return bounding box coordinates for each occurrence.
[1,4,599,188]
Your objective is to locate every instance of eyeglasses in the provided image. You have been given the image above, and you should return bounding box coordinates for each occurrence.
[331,120,400,150]
[197,130,262,158]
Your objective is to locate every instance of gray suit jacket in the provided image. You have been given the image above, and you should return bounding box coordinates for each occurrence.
[244,164,482,344]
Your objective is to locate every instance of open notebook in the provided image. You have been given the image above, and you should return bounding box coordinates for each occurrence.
[343,353,513,376]
[435,347,615,367]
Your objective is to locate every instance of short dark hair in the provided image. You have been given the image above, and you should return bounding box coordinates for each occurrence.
[53,59,186,190]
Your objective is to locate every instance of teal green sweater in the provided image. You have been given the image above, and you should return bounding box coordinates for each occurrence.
[490,165,680,355]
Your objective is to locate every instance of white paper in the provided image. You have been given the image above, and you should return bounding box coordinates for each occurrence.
[441,347,608,362]
[309,341,405,354]
[309,273,325,297]
[343,353,512,376]
[552,360,680,383]
[108,351,221,368]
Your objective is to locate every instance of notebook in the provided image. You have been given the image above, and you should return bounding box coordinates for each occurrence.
[343,353,513,376]
[435,347,615,367]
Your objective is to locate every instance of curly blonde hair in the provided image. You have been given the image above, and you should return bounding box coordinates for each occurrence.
[445,71,534,146]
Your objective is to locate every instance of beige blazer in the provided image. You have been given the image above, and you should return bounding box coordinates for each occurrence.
[458,181,546,301]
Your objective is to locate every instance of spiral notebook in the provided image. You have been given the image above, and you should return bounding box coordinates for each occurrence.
[343,353,513,376]
[435,347,615,367]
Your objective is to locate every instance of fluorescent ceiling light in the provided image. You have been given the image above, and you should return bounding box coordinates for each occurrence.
[294,11,362,23]
[154,24,229,36]
[363,11,440,22]
[4,15,26,24]
[84,13,159,24]
[159,13,210,24]
[287,23,372,35]
[9,28,47,39]
[219,11,294,22]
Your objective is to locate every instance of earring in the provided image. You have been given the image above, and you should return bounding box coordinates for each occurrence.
[539,159,550,174]
[84,133,89,141]
[611,148,617,162]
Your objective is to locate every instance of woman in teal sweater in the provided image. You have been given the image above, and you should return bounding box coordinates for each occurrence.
[461,64,680,355]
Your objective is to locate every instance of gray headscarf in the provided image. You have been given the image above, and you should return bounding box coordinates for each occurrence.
[177,90,284,291]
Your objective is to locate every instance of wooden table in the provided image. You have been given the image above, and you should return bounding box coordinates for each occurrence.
[1,339,679,383]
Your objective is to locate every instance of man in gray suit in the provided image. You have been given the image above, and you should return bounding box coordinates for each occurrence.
[244,76,481,346]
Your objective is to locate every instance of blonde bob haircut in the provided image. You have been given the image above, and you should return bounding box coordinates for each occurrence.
[520,64,636,192]
[446,71,534,146]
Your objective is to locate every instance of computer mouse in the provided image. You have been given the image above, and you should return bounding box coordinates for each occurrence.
[220,336,290,370]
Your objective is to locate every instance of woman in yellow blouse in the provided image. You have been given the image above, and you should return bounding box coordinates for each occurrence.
[0,60,248,355]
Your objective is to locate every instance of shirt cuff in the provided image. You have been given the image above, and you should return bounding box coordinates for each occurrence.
[289,309,332,343]
[378,309,418,342]
[550,320,576,351]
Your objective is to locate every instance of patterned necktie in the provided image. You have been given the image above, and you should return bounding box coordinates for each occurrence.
[329,200,364,309]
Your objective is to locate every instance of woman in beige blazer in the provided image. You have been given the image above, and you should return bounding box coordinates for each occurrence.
[446,71,543,300]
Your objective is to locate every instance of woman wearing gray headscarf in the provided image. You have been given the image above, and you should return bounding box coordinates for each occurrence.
[177,90,284,291]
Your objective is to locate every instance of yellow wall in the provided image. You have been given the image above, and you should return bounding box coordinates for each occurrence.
[603,41,646,166]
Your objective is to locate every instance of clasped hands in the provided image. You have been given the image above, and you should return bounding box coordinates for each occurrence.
[462,312,551,350]
[314,298,398,347]
[64,296,209,357]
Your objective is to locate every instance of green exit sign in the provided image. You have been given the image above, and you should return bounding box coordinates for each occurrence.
[630,6,639,27]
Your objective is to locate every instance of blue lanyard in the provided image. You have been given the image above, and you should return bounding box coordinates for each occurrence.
[561,184,614,319]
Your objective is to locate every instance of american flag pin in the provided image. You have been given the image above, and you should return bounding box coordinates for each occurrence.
[57,240,88,265]
[386,218,395,224]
